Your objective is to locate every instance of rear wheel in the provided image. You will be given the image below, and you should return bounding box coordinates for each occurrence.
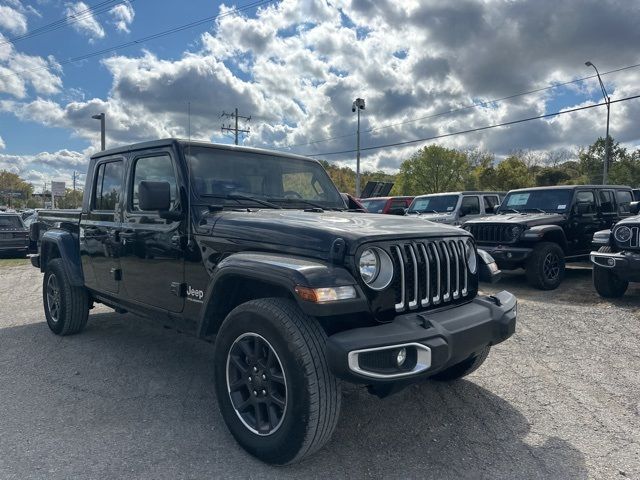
[43,258,89,335]
[213,298,341,465]
[525,242,565,290]
[593,247,628,298]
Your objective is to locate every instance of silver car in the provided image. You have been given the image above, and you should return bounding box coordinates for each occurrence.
[406,191,505,225]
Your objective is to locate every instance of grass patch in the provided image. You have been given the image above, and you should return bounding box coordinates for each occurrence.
[0,257,30,268]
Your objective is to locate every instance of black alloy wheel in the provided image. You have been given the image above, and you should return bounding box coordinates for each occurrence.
[542,251,560,281]
[226,332,288,436]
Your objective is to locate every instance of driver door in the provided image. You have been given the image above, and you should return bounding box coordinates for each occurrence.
[572,189,598,254]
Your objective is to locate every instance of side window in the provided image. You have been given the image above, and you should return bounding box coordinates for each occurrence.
[483,195,499,212]
[131,155,179,211]
[616,190,632,214]
[461,196,480,215]
[598,190,616,213]
[575,190,596,213]
[390,199,406,209]
[93,161,123,211]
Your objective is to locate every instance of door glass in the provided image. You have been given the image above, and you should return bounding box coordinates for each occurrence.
[616,190,632,214]
[461,196,480,215]
[575,191,595,213]
[483,196,498,212]
[131,155,179,211]
[93,161,123,211]
[598,190,615,213]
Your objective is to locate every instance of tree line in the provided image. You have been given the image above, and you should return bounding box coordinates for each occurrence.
[322,136,640,196]
[0,170,82,209]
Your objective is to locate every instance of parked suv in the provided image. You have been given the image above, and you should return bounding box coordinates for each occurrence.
[360,196,414,214]
[406,191,505,225]
[31,139,516,464]
[0,212,29,257]
[590,206,640,297]
[463,185,634,290]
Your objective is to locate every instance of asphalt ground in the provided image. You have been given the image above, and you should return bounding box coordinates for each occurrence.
[0,260,638,479]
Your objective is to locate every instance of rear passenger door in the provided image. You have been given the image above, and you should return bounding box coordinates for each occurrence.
[572,189,598,254]
[460,196,482,221]
[82,159,124,294]
[615,190,634,219]
[597,189,617,230]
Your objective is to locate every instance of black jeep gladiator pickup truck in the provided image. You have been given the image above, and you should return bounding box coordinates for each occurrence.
[31,139,516,465]
[590,208,640,297]
[463,185,634,290]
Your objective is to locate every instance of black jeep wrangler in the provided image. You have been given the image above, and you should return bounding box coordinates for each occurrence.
[31,139,516,464]
[590,207,640,297]
[463,185,635,290]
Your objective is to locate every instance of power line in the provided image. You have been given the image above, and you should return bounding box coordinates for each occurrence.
[221,108,251,145]
[282,62,640,150]
[0,0,133,47]
[307,94,640,158]
[0,0,273,80]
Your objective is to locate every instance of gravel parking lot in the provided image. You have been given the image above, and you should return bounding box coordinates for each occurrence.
[0,261,638,479]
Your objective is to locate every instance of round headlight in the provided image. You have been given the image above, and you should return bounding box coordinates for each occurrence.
[358,247,394,290]
[359,248,379,283]
[508,225,523,239]
[465,241,478,274]
[614,226,632,242]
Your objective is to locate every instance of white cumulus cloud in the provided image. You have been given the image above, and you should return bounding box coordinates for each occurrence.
[109,1,134,33]
[0,5,28,35]
[65,1,105,41]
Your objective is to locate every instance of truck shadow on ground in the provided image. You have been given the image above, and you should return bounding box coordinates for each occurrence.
[0,311,587,480]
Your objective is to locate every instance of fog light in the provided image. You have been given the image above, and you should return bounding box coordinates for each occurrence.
[396,348,407,367]
[607,258,615,266]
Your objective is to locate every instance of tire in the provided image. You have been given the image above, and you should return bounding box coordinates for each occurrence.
[431,346,491,381]
[43,258,89,335]
[213,298,341,465]
[593,246,628,298]
[525,242,565,290]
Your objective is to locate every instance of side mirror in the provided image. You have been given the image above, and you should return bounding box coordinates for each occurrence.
[139,181,171,211]
[458,210,466,218]
[630,201,640,215]
[574,203,591,215]
[492,205,500,214]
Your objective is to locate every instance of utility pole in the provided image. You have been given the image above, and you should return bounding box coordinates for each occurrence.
[221,108,251,145]
[43,181,47,208]
[585,61,611,184]
[351,98,366,197]
[91,113,106,151]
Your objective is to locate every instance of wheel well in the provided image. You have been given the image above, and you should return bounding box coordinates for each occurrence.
[42,242,61,271]
[202,275,295,337]
[541,230,567,252]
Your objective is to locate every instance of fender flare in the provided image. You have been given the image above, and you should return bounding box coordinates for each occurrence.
[40,230,85,286]
[522,225,567,249]
[197,252,367,337]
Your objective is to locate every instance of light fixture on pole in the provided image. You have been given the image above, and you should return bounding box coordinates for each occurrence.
[91,113,106,151]
[585,61,611,185]
[352,97,365,197]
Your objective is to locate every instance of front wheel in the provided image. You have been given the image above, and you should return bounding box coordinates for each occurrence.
[525,242,565,290]
[593,265,628,298]
[43,258,89,335]
[213,298,341,465]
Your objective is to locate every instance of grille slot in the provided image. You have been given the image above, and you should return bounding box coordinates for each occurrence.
[468,224,514,243]
[389,238,473,313]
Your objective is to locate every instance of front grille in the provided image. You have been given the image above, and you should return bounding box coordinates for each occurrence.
[468,224,514,243]
[389,238,473,313]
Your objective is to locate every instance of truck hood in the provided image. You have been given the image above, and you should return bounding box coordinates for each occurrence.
[199,209,469,255]
[409,212,456,224]
[464,212,566,227]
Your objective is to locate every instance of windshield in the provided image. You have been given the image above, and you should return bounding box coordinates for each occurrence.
[407,195,459,214]
[499,189,573,213]
[0,215,23,229]
[185,146,345,210]
[360,199,388,213]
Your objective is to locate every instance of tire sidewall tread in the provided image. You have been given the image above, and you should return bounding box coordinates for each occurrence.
[43,258,89,336]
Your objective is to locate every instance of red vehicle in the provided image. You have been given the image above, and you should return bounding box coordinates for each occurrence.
[360,196,414,215]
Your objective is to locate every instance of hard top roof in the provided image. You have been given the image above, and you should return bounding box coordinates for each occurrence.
[90,138,318,163]
[413,191,505,198]
[508,185,631,192]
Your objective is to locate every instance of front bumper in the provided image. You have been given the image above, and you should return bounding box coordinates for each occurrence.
[590,250,640,281]
[478,245,532,269]
[326,291,517,384]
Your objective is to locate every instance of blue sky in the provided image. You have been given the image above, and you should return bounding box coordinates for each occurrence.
[1,0,640,190]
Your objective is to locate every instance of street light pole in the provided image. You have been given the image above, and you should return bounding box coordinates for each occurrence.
[585,61,610,184]
[352,98,365,197]
[91,113,106,151]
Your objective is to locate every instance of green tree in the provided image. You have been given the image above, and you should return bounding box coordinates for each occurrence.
[56,189,83,209]
[493,155,535,190]
[535,167,572,186]
[396,145,470,195]
[577,136,628,184]
[0,170,33,208]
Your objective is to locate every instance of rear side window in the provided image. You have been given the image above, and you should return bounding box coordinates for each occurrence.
[93,161,123,211]
[131,155,179,211]
[616,190,632,214]
[575,190,596,213]
[0,215,22,229]
[390,199,407,209]
[461,196,480,215]
[598,190,616,213]
[483,195,499,212]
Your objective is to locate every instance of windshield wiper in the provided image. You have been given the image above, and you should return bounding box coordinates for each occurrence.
[200,193,282,209]
[523,208,546,213]
[500,208,520,214]
[271,198,343,211]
